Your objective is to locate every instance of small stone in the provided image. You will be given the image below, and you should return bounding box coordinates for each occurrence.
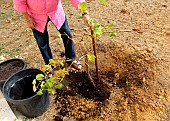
[107,83,113,88]
[146,48,153,52]
[115,73,119,79]
[143,98,146,103]
[161,89,165,93]
[140,107,145,112]
[86,114,90,118]
[158,96,163,99]
[142,77,146,83]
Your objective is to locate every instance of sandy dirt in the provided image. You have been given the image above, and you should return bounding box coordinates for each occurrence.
[0,0,170,121]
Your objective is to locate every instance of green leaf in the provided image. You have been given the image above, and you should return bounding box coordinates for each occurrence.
[33,84,37,92]
[45,77,54,88]
[37,89,43,95]
[78,2,88,14]
[47,77,54,82]
[57,32,62,40]
[63,70,68,75]
[42,65,51,72]
[109,32,117,37]
[48,89,55,95]
[105,22,116,29]
[44,83,50,89]
[48,82,53,88]
[15,47,21,52]
[32,79,36,85]
[87,54,96,62]
[93,23,100,29]
[59,61,64,67]
[126,80,129,86]
[94,29,103,37]
[40,81,45,88]
[59,71,64,77]
[49,59,57,66]
[36,74,45,81]
[47,79,53,88]
[100,0,107,6]
[57,32,61,38]
[93,23,103,38]
[88,18,94,26]
[76,15,83,19]
[55,83,63,89]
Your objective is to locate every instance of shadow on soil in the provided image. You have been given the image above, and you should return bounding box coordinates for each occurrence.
[62,72,110,101]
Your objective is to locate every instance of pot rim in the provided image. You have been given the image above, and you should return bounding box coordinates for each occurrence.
[0,58,27,89]
[0,58,27,69]
[2,68,47,103]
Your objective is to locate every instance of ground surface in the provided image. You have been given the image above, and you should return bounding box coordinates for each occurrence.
[0,0,170,121]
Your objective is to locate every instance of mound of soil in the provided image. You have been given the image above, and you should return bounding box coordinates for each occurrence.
[54,72,110,120]
[51,44,164,121]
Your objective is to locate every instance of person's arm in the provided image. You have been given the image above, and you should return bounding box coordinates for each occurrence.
[82,11,90,26]
[69,0,91,26]
[13,0,35,29]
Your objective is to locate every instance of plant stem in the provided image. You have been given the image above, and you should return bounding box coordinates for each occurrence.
[90,27,100,82]
[85,56,97,87]
[78,45,97,87]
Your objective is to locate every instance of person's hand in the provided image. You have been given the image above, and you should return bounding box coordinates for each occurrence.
[22,12,35,29]
[26,18,35,29]
[82,14,90,27]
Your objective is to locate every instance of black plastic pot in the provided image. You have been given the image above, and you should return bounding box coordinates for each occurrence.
[2,68,50,118]
[0,58,27,89]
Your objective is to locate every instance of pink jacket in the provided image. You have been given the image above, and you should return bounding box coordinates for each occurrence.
[13,0,85,32]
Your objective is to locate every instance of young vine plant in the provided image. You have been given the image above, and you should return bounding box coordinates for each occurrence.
[78,1,117,81]
[32,0,116,95]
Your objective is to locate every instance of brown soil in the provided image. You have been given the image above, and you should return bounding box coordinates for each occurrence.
[54,72,110,120]
[0,0,170,121]
[0,59,25,81]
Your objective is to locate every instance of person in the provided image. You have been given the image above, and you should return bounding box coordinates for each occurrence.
[13,0,90,70]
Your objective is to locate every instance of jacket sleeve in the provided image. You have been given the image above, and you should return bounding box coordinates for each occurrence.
[13,0,27,13]
[69,0,85,9]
